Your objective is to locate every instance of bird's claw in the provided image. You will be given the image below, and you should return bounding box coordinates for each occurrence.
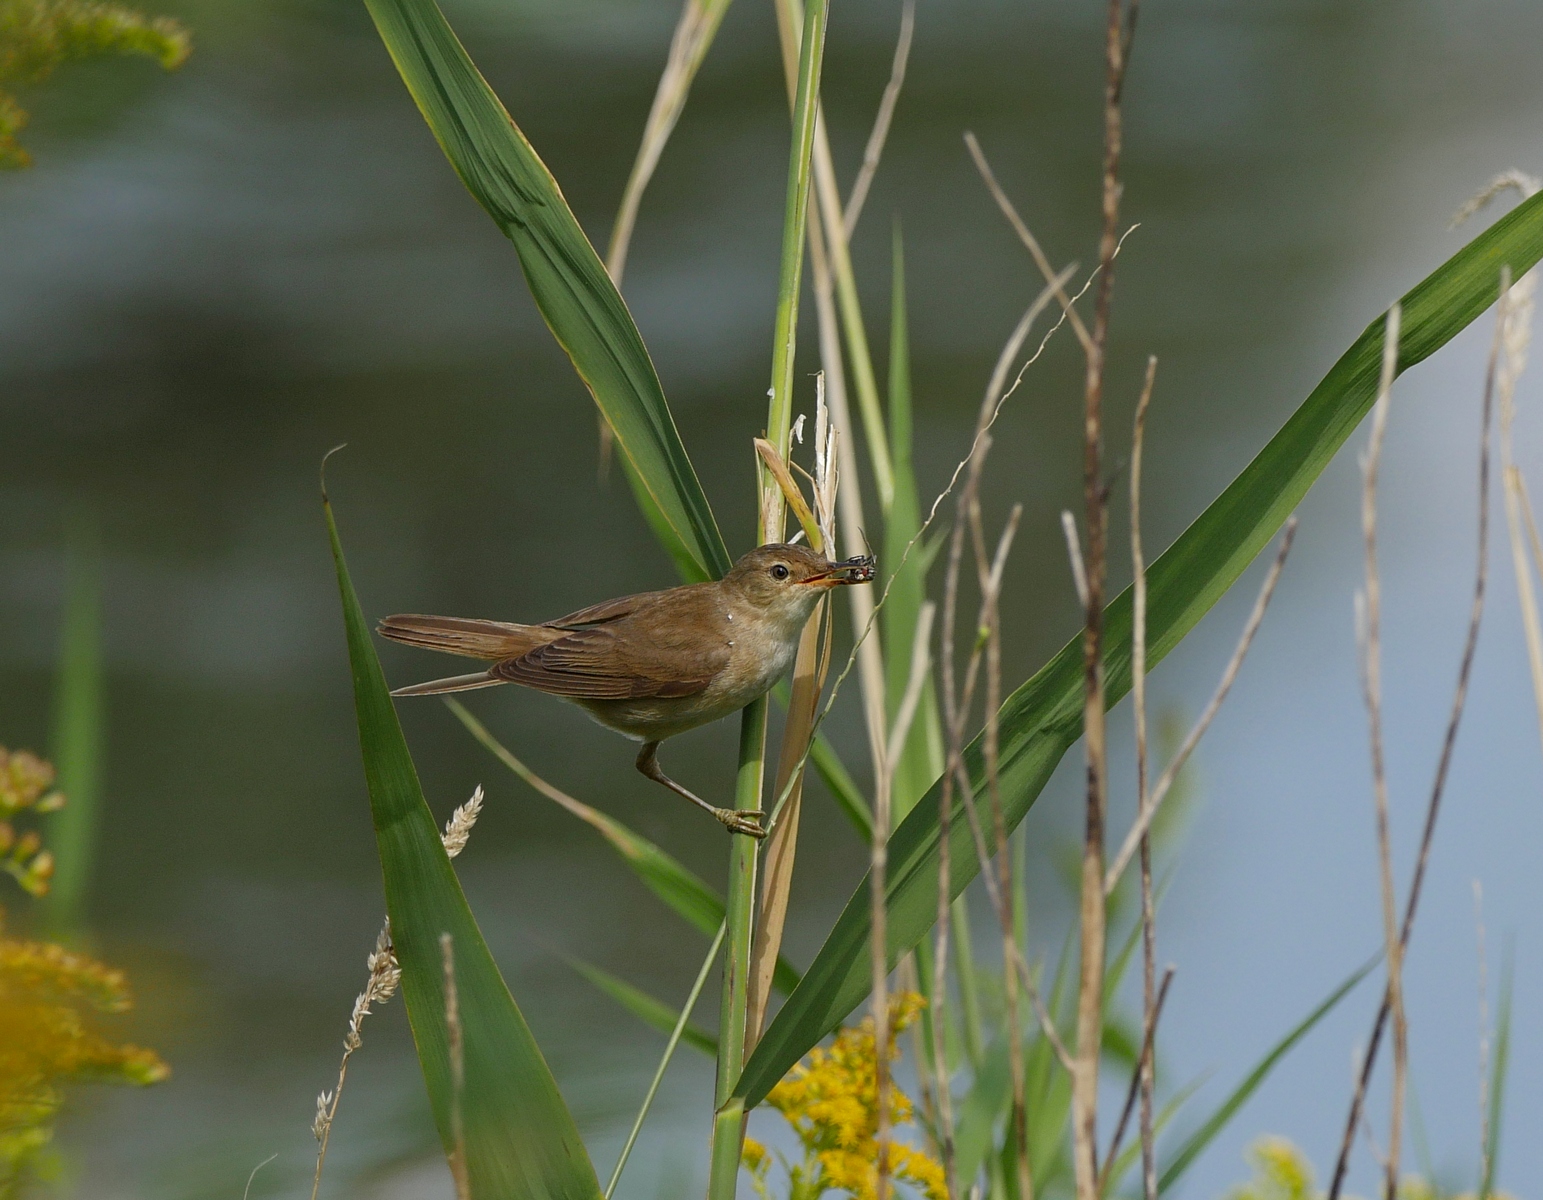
[717,808,768,839]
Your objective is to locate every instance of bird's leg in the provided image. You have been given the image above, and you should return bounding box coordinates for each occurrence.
[635,742,766,839]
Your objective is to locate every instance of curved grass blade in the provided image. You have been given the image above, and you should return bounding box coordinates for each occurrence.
[361,0,729,583]
[326,491,602,1200]
[565,955,718,1057]
[43,513,104,937]
[737,191,1543,1108]
[1157,955,1379,1192]
[447,698,802,995]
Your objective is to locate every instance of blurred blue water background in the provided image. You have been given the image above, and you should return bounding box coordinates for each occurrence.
[2,0,1542,1196]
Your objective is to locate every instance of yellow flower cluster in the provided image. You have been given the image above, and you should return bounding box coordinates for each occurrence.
[745,991,947,1200]
[0,923,169,1194]
[0,0,192,167]
[0,748,62,899]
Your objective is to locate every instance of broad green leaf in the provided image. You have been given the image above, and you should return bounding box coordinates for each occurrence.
[362,0,729,583]
[326,493,602,1200]
[565,956,717,1058]
[448,697,802,995]
[737,191,1543,1108]
[1158,955,1378,1191]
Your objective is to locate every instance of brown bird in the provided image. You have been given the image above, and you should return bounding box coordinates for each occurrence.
[377,544,875,837]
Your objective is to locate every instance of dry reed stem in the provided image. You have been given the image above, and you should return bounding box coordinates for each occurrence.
[748,385,839,1040]
[1104,520,1297,894]
[842,0,914,237]
[1128,355,1159,1200]
[965,132,1094,356]
[872,602,937,1200]
[310,787,480,1200]
[605,0,731,285]
[1329,276,1502,1200]
[1356,305,1406,1200]
[1072,6,1135,1193]
[1099,965,1174,1190]
[441,933,470,1200]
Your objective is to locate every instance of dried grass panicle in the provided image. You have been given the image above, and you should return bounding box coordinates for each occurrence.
[441,784,484,860]
[309,785,479,1200]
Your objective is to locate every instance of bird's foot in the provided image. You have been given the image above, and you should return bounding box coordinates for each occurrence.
[713,807,768,839]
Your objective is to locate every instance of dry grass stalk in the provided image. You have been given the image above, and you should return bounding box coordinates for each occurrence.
[1128,354,1160,1200]
[441,933,470,1200]
[842,0,914,237]
[605,0,732,286]
[1104,521,1297,894]
[871,602,936,1200]
[1099,965,1174,1189]
[1071,4,1138,1193]
[308,786,481,1200]
[1355,305,1406,1200]
[748,384,839,1043]
[1480,176,1543,754]
[1329,270,1502,1200]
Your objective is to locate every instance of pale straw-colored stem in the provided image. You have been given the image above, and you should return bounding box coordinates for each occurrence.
[1357,305,1406,1200]
[1328,277,1505,1200]
[842,0,915,237]
[441,934,470,1200]
[871,603,934,1200]
[1128,355,1159,1200]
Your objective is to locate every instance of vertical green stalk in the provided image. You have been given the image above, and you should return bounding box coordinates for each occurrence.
[717,699,768,1106]
[44,515,104,938]
[710,1,828,1194]
[760,0,829,521]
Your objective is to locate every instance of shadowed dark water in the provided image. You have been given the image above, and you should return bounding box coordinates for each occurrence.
[2,0,1542,1196]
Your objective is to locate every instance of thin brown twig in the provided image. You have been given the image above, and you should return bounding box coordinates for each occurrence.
[843,0,915,237]
[1327,279,1501,1200]
[1099,965,1174,1191]
[1105,518,1298,894]
[1072,4,1132,1193]
[965,132,1095,355]
[1127,353,1160,1200]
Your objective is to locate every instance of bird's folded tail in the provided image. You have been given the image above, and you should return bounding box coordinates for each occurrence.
[389,671,504,698]
[377,613,539,659]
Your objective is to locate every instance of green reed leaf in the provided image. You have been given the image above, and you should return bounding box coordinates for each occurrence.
[566,956,718,1058]
[736,191,1543,1108]
[1158,955,1379,1191]
[361,0,729,583]
[43,513,104,936]
[326,489,601,1200]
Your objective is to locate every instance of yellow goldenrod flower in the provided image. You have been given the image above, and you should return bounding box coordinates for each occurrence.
[749,991,946,1200]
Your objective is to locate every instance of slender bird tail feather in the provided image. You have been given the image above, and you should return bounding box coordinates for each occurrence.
[390,671,505,698]
[377,613,539,659]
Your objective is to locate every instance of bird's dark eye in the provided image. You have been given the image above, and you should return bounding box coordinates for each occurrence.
[770,563,790,580]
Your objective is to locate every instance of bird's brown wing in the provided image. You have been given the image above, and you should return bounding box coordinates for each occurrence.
[544,590,667,630]
[491,623,725,699]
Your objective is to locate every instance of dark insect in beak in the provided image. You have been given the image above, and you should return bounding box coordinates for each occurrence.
[805,555,877,585]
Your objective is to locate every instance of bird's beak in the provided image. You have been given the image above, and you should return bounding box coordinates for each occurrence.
[803,555,877,586]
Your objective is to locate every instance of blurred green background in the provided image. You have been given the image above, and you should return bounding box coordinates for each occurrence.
[2,0,1542,1196]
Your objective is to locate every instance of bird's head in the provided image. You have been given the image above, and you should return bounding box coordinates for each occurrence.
[724,543,876,631]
